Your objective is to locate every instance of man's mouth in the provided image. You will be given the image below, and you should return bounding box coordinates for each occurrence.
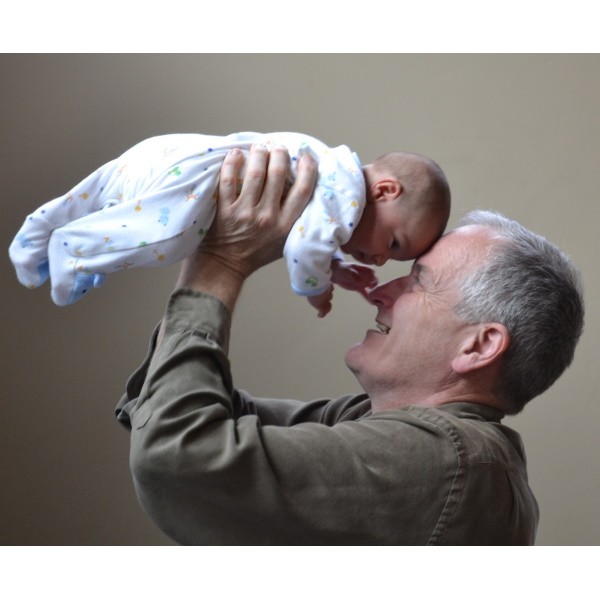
[376,322,390,334]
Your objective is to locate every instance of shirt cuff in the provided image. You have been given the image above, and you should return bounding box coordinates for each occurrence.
[164,288,232,354]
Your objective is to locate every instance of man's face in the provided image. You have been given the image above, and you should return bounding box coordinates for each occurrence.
[344,227,490,411]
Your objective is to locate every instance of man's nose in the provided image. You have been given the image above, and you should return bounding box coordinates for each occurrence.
[367,277,407,307]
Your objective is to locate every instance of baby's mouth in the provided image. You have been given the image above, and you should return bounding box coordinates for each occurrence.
[376,322,390,334]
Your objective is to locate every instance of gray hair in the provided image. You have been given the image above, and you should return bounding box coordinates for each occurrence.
[454,210,585,414]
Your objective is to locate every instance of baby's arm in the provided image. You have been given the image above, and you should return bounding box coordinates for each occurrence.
[280,135,367,316]
[330,259,378,299]
[307,284,334,318]
[306,260,378,318]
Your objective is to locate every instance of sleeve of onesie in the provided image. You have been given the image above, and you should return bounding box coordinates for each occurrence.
[283,143,366,296]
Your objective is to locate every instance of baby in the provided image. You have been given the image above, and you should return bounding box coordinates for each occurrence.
[9,132,450,316]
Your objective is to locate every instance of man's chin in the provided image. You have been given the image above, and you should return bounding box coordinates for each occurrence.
[344,342,365,374]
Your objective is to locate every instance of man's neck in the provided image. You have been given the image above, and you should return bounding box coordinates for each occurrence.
[369,385,500,414]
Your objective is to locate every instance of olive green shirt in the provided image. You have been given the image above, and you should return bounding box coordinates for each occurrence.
[116,289,539,544]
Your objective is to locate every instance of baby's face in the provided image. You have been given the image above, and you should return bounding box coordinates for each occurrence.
[341,200,442,266]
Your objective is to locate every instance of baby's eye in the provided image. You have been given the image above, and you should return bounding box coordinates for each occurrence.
[390,239,400,250]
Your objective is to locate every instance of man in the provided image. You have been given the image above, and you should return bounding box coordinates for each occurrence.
[116,145,584,544]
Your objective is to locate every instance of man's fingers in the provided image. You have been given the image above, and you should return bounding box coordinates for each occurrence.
[258,145,290,212]
[236,144,270,207]
[281,153,317,226]
[218,148,245,206]
[217,144,316,245]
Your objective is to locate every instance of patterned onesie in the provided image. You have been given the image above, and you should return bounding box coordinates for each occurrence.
[9,132,366,305]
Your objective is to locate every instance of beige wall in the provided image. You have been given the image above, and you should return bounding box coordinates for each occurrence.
[1,54,598,545]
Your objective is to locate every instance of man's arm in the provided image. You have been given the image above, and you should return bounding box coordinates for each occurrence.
[151,144,316,351]
[175,144,317,313]
[118,146,451,545]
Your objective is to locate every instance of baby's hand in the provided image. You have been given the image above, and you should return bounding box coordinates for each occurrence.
[331,261,378,299]
[307,284,334,318]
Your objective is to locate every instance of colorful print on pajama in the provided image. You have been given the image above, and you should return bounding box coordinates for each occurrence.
[9,133,365,305]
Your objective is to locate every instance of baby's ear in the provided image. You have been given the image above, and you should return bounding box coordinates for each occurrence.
[371,178,402,202]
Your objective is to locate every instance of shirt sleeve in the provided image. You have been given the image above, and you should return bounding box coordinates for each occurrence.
[116,289,459,545]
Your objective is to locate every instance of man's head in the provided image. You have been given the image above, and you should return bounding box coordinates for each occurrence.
[341,152,451,266]
[345,210,584,415]
[454,210,585,414]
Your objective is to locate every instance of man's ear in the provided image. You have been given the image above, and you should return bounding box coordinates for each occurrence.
[452,323,510,374]
[370,178,402,202]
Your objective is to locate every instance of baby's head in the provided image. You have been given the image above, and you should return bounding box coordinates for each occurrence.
[341,152,450,266]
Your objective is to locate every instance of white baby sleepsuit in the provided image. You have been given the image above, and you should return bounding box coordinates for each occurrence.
[9,132,365,305]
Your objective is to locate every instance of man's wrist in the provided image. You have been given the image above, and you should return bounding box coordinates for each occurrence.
[175,251,246,315]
